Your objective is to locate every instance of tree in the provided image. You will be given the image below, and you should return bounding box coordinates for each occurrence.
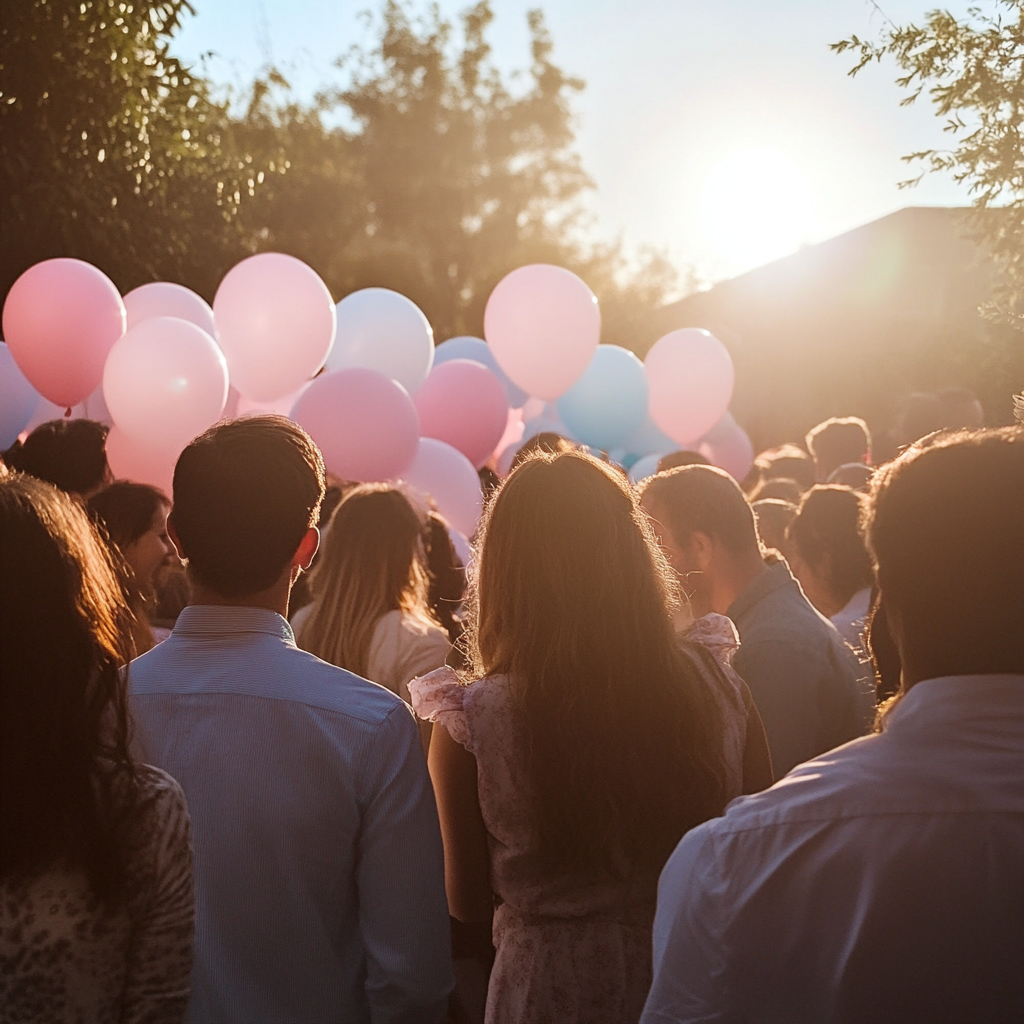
[833,1,1024,318]
[0,0,263,300]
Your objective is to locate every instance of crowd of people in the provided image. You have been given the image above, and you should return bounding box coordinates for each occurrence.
[1,388,1021,1024]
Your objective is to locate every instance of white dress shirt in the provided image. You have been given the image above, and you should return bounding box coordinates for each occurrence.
[830,586,872,657]
[642,674,1024,1024]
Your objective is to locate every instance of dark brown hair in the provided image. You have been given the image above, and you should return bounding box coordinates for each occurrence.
[469,451,728,879]
[4,418,109,496]
[640,464,762,557]
[0,474,138,903]
[171,416,325,598]
[805,417,871,480]
[865,427,1024,678]
[89,481,169,550]
[788,485,874,609]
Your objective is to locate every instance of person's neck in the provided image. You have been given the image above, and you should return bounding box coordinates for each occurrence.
[189,574,294,619]
[711,553,768,616]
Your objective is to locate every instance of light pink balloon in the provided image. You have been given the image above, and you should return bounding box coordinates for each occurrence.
[235,381,310,418]
[105,426,177,495]
[103,316,229,452]
[414,359,508,469]
[400,438,483,538]
[484,264,600,401]
[124,282,216,336]
[214,252,336,403]
[2,258,126,408]
[292,368,419,482]
[645,329,734,445]
[699,416,754,482]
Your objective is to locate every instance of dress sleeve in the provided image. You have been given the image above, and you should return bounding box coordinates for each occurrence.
[122,768,195,1024]
[408,666,472,749]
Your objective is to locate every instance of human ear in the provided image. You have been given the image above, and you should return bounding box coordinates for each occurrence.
[689,531,715,571]
[292,526,320,572]
[166,516,187,561]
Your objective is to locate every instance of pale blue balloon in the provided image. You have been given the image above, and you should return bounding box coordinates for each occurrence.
[622,414,676,460]
[434,336,528,407]
[0,344,40,449]
[557,345,648,452]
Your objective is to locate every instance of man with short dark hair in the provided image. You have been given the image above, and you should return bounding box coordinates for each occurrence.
[130,417,453,1024]
[805,416,871,483]
[640,466,871,775]
[641,428,1024,1024]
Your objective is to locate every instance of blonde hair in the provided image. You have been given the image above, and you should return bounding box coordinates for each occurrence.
[296,484,437,675]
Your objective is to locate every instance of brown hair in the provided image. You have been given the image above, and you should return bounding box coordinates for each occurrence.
[296,485,438,676]
[0,474,138,904]
[788,485,874,609]
[805,417,871,480]
[171,416,325,598]
[865,427,1024,679]
[469,451,728,879]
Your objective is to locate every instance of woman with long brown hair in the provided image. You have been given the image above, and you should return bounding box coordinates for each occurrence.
[410,451,772,1024]
[0,474,193,1023]
[293,484,450,701]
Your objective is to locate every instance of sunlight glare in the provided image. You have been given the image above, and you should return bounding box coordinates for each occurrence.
[697,147,815,276]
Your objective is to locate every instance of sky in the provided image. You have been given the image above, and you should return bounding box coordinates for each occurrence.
[172,0,978,284]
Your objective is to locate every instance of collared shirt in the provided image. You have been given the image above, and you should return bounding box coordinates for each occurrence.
[831,586,872,658]
[130,606,453,1024]
[641,674,1024,1024]
[728,560,873,775]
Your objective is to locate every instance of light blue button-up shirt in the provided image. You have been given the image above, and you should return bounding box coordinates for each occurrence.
[130,605,454,1024]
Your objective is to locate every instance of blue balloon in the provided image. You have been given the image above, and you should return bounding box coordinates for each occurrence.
[0,344,40,449]
[434,336,528,407]
[622,414,677,460]
[557,345,648,451]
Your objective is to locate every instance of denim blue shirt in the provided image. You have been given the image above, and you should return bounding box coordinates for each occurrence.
[728,562,874,776]
[130,605,453,1024]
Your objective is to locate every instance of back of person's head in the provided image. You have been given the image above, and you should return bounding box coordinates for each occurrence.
[640,464,762,561]
[751,498,797,556]
[893,391,947,448]
[423,511,466,653]
[171,416,325,599]
[749,476,804,505]
[510,431,573,471]
[827,462,874,490]
[656,449,711,473]
[0,473,137,904]
[4,419,109,498]
[754,443,816,491]
[788,485,873,610]
[296,485,433,675]
[471,451,727,878]
[88,481,168,552]
[865,427,1024,680]
[805,417,871,481]
[936,386,984,430]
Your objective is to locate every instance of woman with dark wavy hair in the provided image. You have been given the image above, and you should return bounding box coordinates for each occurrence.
[410,451,772,1024]
[0,474,193,1024]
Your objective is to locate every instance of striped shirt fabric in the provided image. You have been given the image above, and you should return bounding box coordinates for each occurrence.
[129,605,454,1024]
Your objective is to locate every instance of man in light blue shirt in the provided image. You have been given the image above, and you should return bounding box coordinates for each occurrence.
[131,416,453,1024]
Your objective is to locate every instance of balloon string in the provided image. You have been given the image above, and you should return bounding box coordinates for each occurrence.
[65,407,72,418]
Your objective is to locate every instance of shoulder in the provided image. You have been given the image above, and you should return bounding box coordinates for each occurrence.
[409,667,510,751]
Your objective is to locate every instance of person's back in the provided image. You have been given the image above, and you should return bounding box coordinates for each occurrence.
[641,467,872,776]
[642,427,1024,1024]
[129,417,452,1023]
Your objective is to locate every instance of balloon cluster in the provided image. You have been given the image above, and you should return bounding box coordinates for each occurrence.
[1,256,749,539]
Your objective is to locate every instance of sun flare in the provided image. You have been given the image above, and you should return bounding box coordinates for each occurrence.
[697,147,815,276]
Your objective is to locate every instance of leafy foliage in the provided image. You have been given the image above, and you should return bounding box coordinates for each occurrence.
[833,1,1024,317]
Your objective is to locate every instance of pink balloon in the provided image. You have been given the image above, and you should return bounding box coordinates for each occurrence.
[699,415,754,482]
[292,368,419,482]
[124,282,216,336]
[214,253,336,403]
[105,426,176,495]
[103,317,229,452]
[414,359,508,469]
[2,258,126,408]
[400,438,483,539]
[645,329,734,445]
[484,264,600,401]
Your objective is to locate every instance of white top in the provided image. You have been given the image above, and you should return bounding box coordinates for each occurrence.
[641,674,1024,1024]
[292,604,450,703]
[830,586,872,656]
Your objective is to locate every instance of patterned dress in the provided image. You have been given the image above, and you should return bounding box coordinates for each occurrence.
[1,765,194,1024]
[410,614,749,1024]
